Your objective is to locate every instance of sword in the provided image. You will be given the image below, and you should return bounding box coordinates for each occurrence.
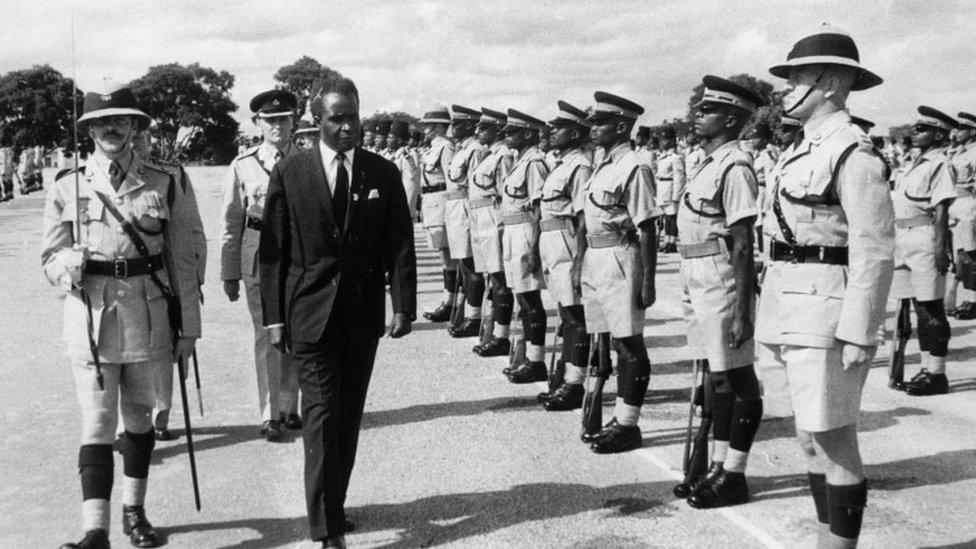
[177,356,201,511]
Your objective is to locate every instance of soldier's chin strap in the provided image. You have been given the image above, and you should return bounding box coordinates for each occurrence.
[783,69,825,115]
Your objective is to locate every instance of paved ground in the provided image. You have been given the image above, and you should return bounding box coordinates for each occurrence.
[2,166,976,548]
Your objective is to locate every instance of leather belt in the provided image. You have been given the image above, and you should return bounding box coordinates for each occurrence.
[246,216,262,231]
[422,184,447,194]
[769,240,848,265]
[84,254,164,278]
[586,231,635,249]
[678,239,724,259]
[446,189,468,200]
[895,215,933,229]
[469,197,496,209]
[657,177,673,181]
[502,212,535,226]
[539,217,573,232]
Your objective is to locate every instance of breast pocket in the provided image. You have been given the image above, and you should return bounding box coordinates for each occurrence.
[66,198,106,248]
[777,265,846,338]
[133,191,168,235]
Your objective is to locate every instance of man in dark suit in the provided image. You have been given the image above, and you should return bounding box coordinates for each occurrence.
[258,77,416,549]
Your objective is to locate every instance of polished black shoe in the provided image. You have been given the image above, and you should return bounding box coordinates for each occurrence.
[475,336,510,357]
[60,529,110,549]
[661,242,678,254]
[543,383,584,411]
[280,413,303,430]
[506,361,548,384]
[260,419,283,441]
[449,317,481,338]
[154,428,176,441]
[904,369,949,396]
[590,418,642,454]
[957,302,976,320]
[122,505,161,548]
[423,302,453,322]
[674,461,723,499]
[688,469,749,508]
[321,534,347,549]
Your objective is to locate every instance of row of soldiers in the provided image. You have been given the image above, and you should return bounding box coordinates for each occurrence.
[0,144,47,201]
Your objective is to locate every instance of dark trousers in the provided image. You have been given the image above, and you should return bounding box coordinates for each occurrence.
[291,314,379,541]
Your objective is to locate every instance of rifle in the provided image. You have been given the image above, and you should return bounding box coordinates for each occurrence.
[478,276,494,347]
[449,264,465,331]
[673,359,712,498]
[546,311,564,394]
[509,304,527,369]
[889,299,912,389]
[581,333,611,442]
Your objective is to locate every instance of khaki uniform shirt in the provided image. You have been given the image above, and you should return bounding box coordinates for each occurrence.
[540,148,591,221]
[892,148,957,220]
[757,110,894,348]
[686,145,707,176]
[448,136,487,192]
[470,141,514,201]
[500,146,548,216]
[678,140,758,244]
[155,160,207,287]
[583,142,659,237]
[392,145,420,207]
[420,136,454,191]
[219,142,297,281]
[41,151,201,362]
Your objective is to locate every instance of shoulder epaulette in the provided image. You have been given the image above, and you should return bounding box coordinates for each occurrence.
[234,145,261,161]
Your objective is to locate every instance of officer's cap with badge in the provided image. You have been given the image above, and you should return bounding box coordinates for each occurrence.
[769,23,882,92]
[389,120,411,139]
[548,100,589,128]
[693,75,765,113]
[585,91,645,123]
[502,109,547,133]
[478,107,507,127]
[957,112,976,131]
[915,106,959,133]
[250,89,297,118]
[77,77,151,131]
[419,105,451,125]
[450,105,481,124]
[850,115,875,133]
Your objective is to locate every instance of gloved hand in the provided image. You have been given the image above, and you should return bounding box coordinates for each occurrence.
[59,245,89,291]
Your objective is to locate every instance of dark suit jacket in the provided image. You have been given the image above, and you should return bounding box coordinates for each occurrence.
[258,145,417,343]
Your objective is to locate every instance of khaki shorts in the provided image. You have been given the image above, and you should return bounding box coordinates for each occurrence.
[422,191,448,249]
[502,221,544,293]
[891,224,944,301]
[680,253,754,371]
[949,195,976,252]
[470,204,503,274]
[445,197,472,259]
[582,242,644,338]
[539,226,580,306]
[758,343,869,432]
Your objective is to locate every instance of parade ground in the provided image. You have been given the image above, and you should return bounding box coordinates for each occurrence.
[2,167,976,548]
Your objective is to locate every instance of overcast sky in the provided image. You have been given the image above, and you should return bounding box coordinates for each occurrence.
[3,0,975,135]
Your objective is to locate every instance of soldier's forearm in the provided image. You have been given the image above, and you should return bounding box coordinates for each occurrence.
[934,202,950,255]
[638,220,657,281]
[728,220,755,318]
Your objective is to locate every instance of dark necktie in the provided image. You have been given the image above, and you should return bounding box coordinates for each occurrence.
[334,152,349,229]
[109,160,124,191]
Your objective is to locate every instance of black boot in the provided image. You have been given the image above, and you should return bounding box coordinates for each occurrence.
[590,418,642,454]
[542,383,584,411]
[676,461,724,499]
[688,469,749,509]
[423,301,453,322]
[122,505,161,548]
[506,361,548,384]
[904,369,949,396]
[449,318,481,338]
[60,529,110,549]
[474,336,510,357]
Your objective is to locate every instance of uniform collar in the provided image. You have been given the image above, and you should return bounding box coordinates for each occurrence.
[803,110,850,145]
[89,149,145,197]
[258,140,290,163]
[604,141,631,164]
[705,139,740,164]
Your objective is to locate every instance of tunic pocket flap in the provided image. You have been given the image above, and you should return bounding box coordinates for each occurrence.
[779,269,846,299]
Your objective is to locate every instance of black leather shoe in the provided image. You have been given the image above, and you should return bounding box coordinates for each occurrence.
[122,505,161,548]
[154,428,176,441]
[543,383,584,411]
[661,242,678,254]
[957,302,976,320]
[674,461,723,499]
[590,418,642,454]
[321,534,347,549]
[260,420,283,441]
[688,470,749,508]
[280,413,303,430]
[449,318,481,338]
[507,361,548,384]
[904,369,949,396]
[475,336,510,357]
[423,302,453,322]
[60,529,110,549]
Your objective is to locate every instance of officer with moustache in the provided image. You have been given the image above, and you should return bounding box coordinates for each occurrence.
[220,89,302,440]
[760,25,894,547]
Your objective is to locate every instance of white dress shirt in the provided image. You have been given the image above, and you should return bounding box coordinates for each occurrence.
[318,140,356,199]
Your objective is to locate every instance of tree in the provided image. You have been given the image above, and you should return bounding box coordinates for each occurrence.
[685,73,783,139]
[129,62,239,164]
[274,56,343,118]
[0,64,84,151]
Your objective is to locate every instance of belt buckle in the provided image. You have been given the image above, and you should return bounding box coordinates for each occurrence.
[113,258,128,278]
[817,246,826,262]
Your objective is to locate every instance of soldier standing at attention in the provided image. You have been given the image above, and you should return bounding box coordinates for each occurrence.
[760,25,893,547]
[445,105,489,338]
[389,120,421,220]
[752,123,779,253]
[579,92,659,454]
[497,109,551,383]
[0,144,14,202]
[535,100,593,409]
[655,125,686,254]
[418,106,459,322]
[678,76,765,508]
[469,108,518,357]
[634,126,654,168]
[945,113,976,318]
[18,146,35,194]
[45,79,200,549]
[889,107,957,396]
[220,89,302,440]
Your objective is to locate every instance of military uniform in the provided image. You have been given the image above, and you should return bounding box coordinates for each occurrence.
[389,121,421,218]
[469,110,514,275]
[418,113,454,251]
[686,143,707,175]
[947,114,976,313]
[655,132,686,251]
[0,146,13,201]
[33,144,45,191]
[499,117,548,294]
[18,147,35,193]
[220,89,301,435]
[446,106,487,261]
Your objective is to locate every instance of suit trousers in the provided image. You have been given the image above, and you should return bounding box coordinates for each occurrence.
[292,313,379,541]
